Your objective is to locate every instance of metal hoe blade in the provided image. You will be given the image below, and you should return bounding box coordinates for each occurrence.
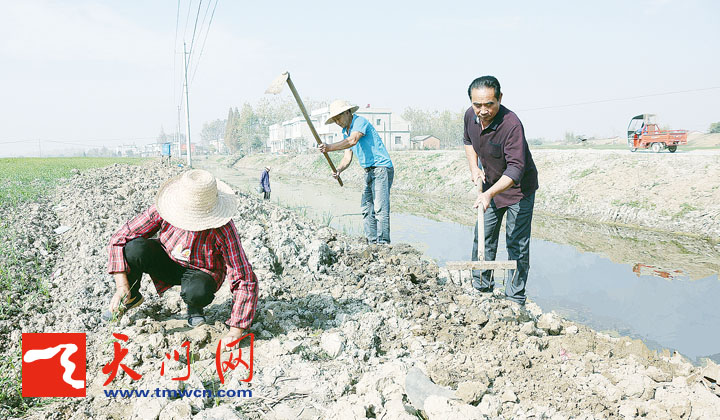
[265,72,289,95]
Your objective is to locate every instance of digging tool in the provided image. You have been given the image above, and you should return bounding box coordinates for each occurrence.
[445,201,516,282]
[265,71,343,187]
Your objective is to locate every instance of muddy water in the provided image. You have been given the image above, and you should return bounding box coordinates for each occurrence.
[198,158,720,364]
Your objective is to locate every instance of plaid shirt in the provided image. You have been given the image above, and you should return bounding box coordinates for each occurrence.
[107,205,258,329]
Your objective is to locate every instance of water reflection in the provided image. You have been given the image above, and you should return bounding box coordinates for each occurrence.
[632,263,686,280]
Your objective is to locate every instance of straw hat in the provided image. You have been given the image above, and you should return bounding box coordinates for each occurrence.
[325,99,359,125]
[156,169,237,231]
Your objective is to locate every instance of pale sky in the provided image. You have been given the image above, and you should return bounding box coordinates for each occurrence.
[1,0,719,157]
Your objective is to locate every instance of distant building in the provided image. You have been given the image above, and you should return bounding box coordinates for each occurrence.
[140,143,163,157]
[410,135,441,150]
[208,138,229,154]
[115,144,140,157]
[268,106,411,153]
[180,143,197,154]
[115,143,164,157]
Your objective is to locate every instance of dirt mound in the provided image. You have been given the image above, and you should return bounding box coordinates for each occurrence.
[688,132,720,148]
[237,149,720,240]
[8,162,720,419]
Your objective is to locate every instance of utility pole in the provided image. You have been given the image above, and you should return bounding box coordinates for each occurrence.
[183,42,192,167]
[177,105,182,159]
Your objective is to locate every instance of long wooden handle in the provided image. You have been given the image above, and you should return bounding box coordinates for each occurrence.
[285,75,344,187]
[477,203,485,261]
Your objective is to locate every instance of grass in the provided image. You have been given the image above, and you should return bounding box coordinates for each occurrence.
[611,200,656,210]
[0,157,144,206]
[570,168,594,179]
[673,203,698,220]
[321,211,334,227]
[0,157,144,418]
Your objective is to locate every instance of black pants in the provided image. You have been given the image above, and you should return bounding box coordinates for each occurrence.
[123,238,216,310]
[263,191,270,200]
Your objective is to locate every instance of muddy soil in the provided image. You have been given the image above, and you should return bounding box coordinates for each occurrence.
[5,162,720,420]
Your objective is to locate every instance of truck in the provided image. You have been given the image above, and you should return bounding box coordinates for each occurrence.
[627,114,688,153]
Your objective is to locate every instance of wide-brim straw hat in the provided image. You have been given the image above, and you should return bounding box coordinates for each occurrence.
[156,169,237,231]
[325,99,359,125]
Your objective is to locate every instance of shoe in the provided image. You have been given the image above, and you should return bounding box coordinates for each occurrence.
[504,295,526,306]
[102,293,144,322]
[476,286,494,293]
[187,306,206,327]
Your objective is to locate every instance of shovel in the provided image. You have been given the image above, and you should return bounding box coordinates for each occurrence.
[265,71,343,187]
[445,202,516,279]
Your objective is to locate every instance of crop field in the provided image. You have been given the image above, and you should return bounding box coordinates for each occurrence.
[0,157,145,416]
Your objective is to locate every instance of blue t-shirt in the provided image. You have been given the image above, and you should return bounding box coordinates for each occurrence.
[343,115,393,168]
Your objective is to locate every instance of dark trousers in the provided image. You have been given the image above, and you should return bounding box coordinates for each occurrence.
[472,192,535,304]
[123,238,216,310]
[263,191,271,200]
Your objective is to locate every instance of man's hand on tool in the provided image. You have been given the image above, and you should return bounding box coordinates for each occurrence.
[474,191,491,211]
[331,170,342,179]
[471,168,486,185]
[318,143,330,153]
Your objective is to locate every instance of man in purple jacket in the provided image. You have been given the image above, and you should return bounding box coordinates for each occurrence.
[463,76,539,305]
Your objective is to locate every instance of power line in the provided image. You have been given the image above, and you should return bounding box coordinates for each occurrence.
[518,86,720,112]
[173,0,181,109]
[1,137,157,146]
[187,0,204,59]
[188,0,213,75]
[0,140,30,145]
[190,0,219,85]
[197,0,213,44]
[46,140,111,147]
[183,0,194,41]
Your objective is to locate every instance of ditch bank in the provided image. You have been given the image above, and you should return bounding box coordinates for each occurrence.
[233,149,720,242]
[5,162,720,419]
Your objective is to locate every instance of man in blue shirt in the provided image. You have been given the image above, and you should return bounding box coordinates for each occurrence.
[319,100,394,244]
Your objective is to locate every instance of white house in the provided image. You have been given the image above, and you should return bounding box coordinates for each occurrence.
[115,144,140,157]
[268,105,411,153]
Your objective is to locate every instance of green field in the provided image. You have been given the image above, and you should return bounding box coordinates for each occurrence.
[0,157,145,206]
[0,157,144,417]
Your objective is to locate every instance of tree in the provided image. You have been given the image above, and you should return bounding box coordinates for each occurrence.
[235,103,264,153]
[200,119,226,146]
[224,108,238,152]
[709,122,720,133]
[528,138,544,146]
[402,107,465,148]
[156,126,170,144]
[208,97,328,155]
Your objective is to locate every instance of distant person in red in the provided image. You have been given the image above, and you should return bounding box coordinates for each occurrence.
[103,169,258,347]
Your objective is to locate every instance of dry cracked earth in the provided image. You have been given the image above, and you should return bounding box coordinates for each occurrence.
[2,161,720,420]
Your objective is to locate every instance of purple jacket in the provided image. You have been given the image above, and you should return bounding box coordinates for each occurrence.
[260,170,270,192]
[463,105,538,208]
